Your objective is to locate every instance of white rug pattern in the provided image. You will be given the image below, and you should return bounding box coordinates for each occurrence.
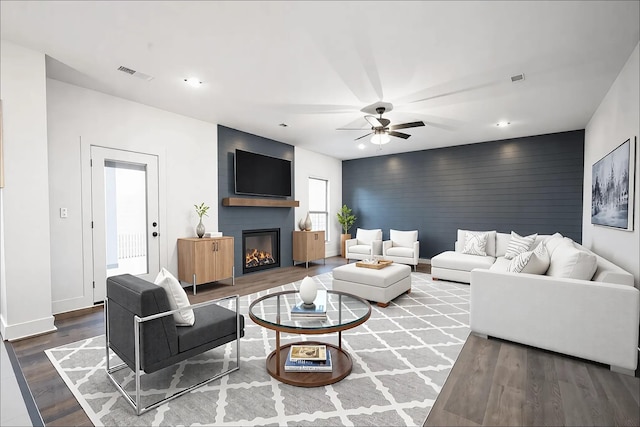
[45,272,470,426]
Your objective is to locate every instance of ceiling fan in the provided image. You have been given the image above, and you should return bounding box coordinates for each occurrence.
[338,103,425,145]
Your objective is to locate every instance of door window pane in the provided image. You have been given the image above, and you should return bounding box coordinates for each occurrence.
[309,178,329,241]
[105,161,148,276]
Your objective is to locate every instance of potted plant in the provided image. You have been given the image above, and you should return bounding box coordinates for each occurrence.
[194,202,210,238]
[336,204,357,258]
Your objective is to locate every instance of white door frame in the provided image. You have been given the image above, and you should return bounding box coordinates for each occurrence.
[80,143,167,306]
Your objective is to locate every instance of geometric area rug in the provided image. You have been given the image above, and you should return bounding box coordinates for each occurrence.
[45,272,470,427]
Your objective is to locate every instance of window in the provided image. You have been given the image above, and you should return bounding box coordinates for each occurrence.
[308,177,329,241]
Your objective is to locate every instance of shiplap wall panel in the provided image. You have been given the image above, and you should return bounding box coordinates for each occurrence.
[217,125,295,276]
[342,130,585,259]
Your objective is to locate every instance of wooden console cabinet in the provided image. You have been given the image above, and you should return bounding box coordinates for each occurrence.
[177,237,234,294]
[292,231,325,268]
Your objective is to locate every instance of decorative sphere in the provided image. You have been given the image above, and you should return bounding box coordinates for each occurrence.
[299,276,318,305]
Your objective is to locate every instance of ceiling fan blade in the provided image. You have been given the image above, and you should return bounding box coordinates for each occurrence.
[354,132,373,141]
[388,131,411,139]
[389,121,425,130]
[364,115,384,128]
[336,127,370,131]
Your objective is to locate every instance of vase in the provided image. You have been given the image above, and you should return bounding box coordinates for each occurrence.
[196,218,205,238]
[303,212,312,231]
[299,276,317,306]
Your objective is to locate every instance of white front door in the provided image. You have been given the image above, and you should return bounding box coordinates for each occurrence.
[90,146,160,303]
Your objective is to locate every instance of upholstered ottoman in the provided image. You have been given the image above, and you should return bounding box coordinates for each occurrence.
[332,263,411,307]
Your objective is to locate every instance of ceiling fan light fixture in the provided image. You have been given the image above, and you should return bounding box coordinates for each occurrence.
[184,77,202,88]
[371,133,391,145]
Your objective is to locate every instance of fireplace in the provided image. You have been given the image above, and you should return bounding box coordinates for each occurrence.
[242,228,281,274]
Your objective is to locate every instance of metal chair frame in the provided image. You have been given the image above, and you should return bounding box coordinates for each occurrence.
[105,294,241,415]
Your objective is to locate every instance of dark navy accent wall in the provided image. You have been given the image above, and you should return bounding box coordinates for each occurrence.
[342,130,585,259]
[217,125,295,276]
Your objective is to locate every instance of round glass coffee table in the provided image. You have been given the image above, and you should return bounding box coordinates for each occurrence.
[249,289,371,387]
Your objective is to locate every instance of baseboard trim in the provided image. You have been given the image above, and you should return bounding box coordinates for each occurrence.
[1,315,57,341]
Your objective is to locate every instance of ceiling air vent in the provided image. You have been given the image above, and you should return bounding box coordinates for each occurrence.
[511,73,525,83]
[117,65,136,75]
[117,65,154,81]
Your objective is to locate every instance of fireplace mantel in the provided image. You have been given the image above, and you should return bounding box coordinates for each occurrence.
[222,197,299,208]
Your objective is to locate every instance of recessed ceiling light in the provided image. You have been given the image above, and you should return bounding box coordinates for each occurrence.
[496,121,511,127]
[358,143,366,150]
[184,77,202,88]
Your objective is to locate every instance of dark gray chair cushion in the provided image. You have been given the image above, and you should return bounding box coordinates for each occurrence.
[178,304,244,353]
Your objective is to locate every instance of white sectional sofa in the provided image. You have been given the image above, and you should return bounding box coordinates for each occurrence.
[431,230,639,374]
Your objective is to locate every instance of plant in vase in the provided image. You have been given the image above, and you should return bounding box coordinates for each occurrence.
[194,202,210,238]
[336,204,357,258]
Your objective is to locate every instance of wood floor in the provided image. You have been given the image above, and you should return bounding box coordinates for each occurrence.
[8,257,640,426]
[425,334,640,427]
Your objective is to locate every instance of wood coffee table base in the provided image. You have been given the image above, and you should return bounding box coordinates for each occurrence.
[266,342,352,387]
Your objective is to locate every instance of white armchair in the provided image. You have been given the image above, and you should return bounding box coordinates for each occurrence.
[345,228,383,261]
[383,229,419,270]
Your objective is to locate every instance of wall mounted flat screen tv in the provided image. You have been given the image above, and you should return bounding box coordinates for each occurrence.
[234,149,292,197]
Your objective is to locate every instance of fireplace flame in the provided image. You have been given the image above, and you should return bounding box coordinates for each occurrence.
[245,248,276,268]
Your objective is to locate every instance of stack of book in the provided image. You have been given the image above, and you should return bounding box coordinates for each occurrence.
[290,290,327,320]
[284,344,333,372]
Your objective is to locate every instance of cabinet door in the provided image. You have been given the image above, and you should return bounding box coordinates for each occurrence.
[309,232,325,260]
[195,240,217,284]
[212,238,234,280]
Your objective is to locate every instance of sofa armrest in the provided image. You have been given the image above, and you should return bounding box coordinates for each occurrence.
[454,240,462,252]
[345,238,357,250]
[470,269,640,371]
[382,240,392,255]
[372,239,383,256]
[412,241,420,261]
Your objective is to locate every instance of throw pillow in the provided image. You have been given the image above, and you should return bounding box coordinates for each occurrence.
[508,242,550,274]
[457,229,497,256]
[504,231,538,260]
[154,268,195,326]
[462,231,489,256]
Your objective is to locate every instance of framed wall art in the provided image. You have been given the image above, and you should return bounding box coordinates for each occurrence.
[591,137,636,230]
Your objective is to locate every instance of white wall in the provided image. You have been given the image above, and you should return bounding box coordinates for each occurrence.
[583,43,640,286]
[294,147,343,257]
[0,41,56,340]
[47,79,219,313]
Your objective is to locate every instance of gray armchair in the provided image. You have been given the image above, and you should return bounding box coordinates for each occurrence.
[105,274,244,415]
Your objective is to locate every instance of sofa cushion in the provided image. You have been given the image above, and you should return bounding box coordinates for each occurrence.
[356,228,382,245]
[386,246,414,258]
[458,229,497,257]
[543,233,565,257]
[431,251,495,271]
[462,231,489,256]
[508,242,550,274]
[504,231,538,260]
[390,229,418,248]
[546,242,597,280]
[495,233,511,257]
[154,268,195,326]
[349,244,373,255]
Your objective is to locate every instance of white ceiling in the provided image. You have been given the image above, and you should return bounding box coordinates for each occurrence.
[1,1,638,160]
